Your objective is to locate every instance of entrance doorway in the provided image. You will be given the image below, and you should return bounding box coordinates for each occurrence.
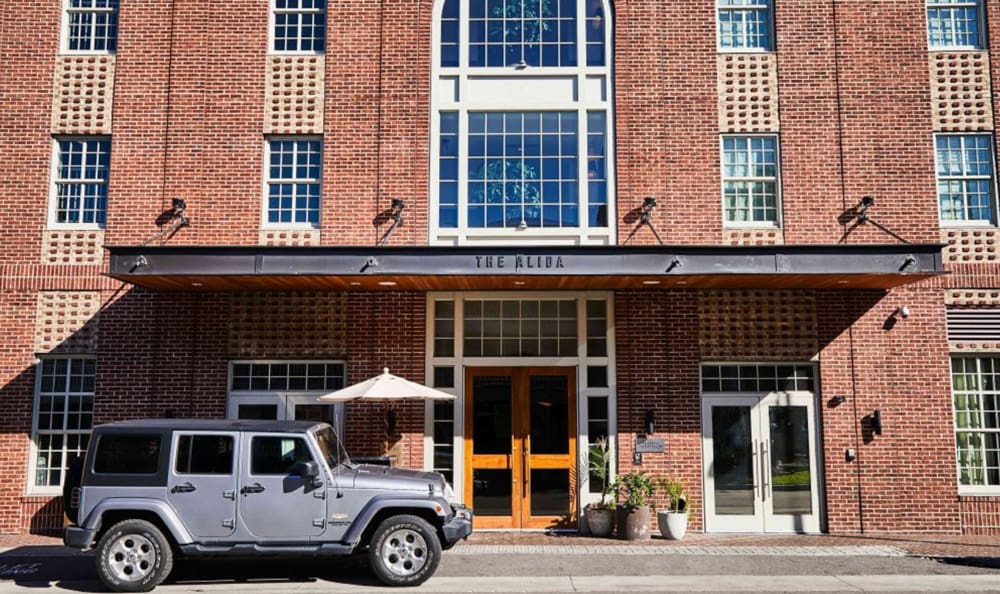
[464,367,576,529]
[702,392,821,533]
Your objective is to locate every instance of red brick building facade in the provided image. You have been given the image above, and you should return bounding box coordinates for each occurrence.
[2,0,999,535]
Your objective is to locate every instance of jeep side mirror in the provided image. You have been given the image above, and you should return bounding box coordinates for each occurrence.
[291,460,319,479]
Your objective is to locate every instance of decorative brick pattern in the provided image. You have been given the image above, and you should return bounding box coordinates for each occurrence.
[50,56,115,134]
[950,341,1000,352]
[699,290,817,360]
[20,497,63,535]
[34,291,101,354]
[40,230,104,265]
[228,292,347,358]
[723,228,784,245]
[960,497,1000,535]
[941,229,1000,263]
[263,56,325,134]
[929,51,993,131]
[718,53,779,132]
[945,290,1000,306]
[258,229,320,246]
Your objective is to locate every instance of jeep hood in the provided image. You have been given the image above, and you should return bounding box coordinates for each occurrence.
[351,464,448,494]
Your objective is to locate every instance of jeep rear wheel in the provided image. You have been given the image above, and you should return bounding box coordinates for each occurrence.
[368,514,441,587]
[95,519,173,592]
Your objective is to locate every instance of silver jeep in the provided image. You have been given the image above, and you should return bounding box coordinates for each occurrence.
[62,419,473,591]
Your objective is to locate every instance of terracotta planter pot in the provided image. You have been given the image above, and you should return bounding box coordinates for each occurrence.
[616,505,651,540]
[584,506,615,538]
[657,510,688,540]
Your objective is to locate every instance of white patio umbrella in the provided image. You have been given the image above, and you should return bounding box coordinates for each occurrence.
[319,368,455,402]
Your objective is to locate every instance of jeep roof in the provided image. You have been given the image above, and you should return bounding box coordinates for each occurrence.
[95,418,323,433]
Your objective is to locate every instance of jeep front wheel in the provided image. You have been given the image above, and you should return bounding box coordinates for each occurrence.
[368,514,441,587]
[95,519,174,592]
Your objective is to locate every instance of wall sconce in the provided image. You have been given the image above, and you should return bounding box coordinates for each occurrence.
[871,409,883,436]
[830,395,847,406]
[644,409,655,436]
[896,305,910,319]
[640,197,657,225]
[385,409,397,436]
[857,195,875,223]
[376,199,406,246]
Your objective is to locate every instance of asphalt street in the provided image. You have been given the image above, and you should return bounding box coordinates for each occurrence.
[2,547,1000,592]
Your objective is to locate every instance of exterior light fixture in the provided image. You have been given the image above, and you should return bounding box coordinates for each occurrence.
[644,409,655,436]
[376,199,406,246]
[857,195,875,223]
[640,196,657,225]
[871,409,883,436]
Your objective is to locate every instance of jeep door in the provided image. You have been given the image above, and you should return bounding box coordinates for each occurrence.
[238,433,327,540]
[167,432,239,538]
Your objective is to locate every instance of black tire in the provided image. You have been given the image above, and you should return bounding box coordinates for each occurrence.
[95,519,174,593]
[62,457,84,524]
[367,514,442,587]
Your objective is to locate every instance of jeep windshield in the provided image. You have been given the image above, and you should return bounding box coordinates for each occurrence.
[313,425,353,469]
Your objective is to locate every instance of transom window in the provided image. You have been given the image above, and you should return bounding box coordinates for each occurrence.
[231,362,344,392]
[30,358,95,491]
[717,0,773,51]
[935,134,996,224]
[64,0,119,53]
[265,138,322,227]
[721,136,780,225]
[432,0,614,244]
[463,299,577,357]
[701,364,815,393]
[951,357,1000,489]
[52,138,110,227]
[272,0,326,53]
[926,0,983,49]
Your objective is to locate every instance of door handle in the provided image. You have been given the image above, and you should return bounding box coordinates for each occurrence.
[170,482,196,494]
[751,442,759,499]
[760,441,769,503]
[240,483,266,495]
[522,438,530,499]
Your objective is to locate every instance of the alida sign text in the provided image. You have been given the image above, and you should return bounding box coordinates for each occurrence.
[474,254,566,271]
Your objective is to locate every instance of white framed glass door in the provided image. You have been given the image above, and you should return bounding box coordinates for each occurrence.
[702,392,821,533]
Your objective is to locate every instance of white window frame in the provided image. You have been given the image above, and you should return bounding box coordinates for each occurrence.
[60,0,119,55]
[261,136,323,229]
[227,360,346,437]
[716,0,775,53]
[48,137,111,230]
[423,291,616,517]
[719,134,783,228]
[950,355,1000,495]
[269,0,327,55]
[429,0,616,246]
[934,133,999,227]
[926,0,985,51]
[27,356,96,496]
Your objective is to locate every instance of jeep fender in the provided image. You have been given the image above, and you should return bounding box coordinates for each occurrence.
[81,498,195,545]
[343,494,450,545]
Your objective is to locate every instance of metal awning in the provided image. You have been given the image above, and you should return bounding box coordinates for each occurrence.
[105,244,945,291]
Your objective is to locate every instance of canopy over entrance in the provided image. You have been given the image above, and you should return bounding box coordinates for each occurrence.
[105,244,945,291]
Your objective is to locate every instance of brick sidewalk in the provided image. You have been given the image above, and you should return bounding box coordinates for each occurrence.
[2,531,997,559]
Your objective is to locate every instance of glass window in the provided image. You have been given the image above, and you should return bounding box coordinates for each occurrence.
[65,0,119,53]
[463,298,577,357]
[432,401,455,484]
[701,364,814,393]
[718,0,773,51]
[265,139,322,227]
[53,139,110,227]
[251,436,314,475]
[94,435,161,475]
[936,135,996,223]
[273,0,326,52]
[230,361,344,392]
[722,136,780,225]
[927,0,983,49]
[31,358,95,489]
[176,435,234,475]
[951,357,1000,488]
[467,0,577,68]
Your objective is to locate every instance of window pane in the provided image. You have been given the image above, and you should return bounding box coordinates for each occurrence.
[94,435,161,474]
[251,436,314,475]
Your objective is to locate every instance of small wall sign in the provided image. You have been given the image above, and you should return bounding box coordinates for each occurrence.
[635,437,665,454]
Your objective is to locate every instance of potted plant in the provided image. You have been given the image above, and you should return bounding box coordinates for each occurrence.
[655,478,691,540]
[584,438,615,537]
[614,470,654,540]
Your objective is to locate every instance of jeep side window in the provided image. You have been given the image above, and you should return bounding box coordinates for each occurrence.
[250,436,313,475]
[176,435,234,475]
[93,434,161,474]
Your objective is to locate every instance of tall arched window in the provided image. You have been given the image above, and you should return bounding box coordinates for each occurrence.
[431,0,615,245]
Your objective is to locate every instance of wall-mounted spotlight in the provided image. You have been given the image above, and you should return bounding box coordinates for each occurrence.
[640,197,657,225]
[897,305,910,319]
[857,195,875,223]
[830,394,847,405]
[377,199,406,246]
[871,409,883,436]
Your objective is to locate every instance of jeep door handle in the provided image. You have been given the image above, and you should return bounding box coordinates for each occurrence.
[241,483,265,495]
[170,482,196,494]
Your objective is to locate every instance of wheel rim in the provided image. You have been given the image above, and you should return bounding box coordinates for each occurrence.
[379,528,428,577]
[106,533,156,582]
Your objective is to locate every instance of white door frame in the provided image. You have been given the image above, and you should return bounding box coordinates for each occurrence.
[702,391,822,533]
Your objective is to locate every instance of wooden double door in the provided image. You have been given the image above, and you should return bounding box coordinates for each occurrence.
[464,367,577,529]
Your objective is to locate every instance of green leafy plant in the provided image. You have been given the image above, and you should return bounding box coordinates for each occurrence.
[656,477,688,513]
[587,437,615,510]
[614,471,654,509]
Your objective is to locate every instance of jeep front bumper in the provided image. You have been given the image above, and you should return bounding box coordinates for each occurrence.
[442,504,473,547]
[63,525,97,550]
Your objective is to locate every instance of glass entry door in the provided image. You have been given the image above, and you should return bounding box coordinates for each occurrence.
[464,367,576,529]
[702,392,821,533]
